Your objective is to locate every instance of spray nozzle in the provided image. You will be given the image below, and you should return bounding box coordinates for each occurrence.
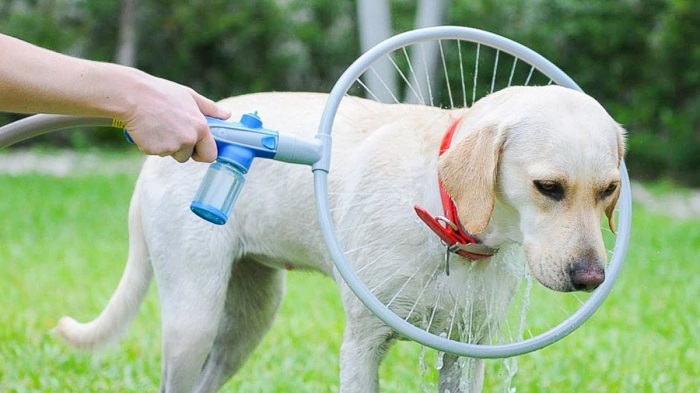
[190,112,322,225]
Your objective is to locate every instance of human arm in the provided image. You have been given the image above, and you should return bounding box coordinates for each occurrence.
[0,33,230,162]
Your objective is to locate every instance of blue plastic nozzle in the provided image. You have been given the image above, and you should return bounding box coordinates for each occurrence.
[190,112,322,225]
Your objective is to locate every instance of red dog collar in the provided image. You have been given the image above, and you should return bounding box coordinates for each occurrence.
[414,118,496,261]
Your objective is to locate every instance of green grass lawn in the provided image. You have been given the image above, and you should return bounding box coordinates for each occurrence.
[1,170,699,392]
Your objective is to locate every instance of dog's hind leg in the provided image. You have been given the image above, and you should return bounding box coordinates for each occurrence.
[193,257,285,393]
[154,243,237,393]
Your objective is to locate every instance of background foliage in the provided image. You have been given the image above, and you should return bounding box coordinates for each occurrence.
[1,0,699,185]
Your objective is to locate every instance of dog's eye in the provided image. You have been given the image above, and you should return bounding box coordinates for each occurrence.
[600,182,619,199]
[533,180,565,201]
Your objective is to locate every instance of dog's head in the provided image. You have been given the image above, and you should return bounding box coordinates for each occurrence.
[439,85,626,292]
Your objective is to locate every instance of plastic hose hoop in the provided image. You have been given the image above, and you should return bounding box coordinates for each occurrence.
[312,26,632,358]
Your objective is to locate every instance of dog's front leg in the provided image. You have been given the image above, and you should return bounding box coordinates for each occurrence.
[439,354,484,393]
[338,323,393,393]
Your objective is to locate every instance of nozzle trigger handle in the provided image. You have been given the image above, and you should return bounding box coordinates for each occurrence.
[121,117,220,145]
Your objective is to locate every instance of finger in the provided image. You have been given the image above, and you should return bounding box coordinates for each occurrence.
[171,146,194,163]
[192,92,231,120]
[191,133,217,163]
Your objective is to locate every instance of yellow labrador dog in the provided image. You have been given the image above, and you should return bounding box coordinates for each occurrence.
[54,86,625,392]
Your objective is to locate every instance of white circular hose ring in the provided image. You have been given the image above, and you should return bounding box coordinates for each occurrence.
[312,26,631,358]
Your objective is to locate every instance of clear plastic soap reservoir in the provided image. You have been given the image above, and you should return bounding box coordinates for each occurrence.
[190,112,272,225]
[191,157,247,225]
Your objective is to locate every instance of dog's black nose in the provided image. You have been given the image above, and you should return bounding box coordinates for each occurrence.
[568,262,605,292]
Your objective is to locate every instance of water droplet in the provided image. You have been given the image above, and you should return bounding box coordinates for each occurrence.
[435,351,445,370]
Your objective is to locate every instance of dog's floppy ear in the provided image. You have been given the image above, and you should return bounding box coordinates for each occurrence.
[438,123,506,234]
[605,187,620,234]
[605,124,627,234]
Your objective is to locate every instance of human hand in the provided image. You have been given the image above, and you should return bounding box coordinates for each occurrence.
[122,74,231,163]
[0,33,230,162]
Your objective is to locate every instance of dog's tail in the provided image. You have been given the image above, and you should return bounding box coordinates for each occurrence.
[53,185,152,351]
